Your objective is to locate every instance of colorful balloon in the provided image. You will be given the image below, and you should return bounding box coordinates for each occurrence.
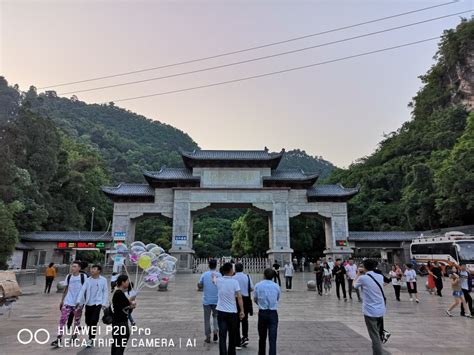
[163,255,178,263]
[131,245,146,256]
[143,273,161,288]
[159,259,176,276]
[145,243,159,251]
[130,241,146,249]
[129,254,139,263]
[149,246,165,256]
[138,254,152,270]
[145,266,162,275]
[157,253,170,261]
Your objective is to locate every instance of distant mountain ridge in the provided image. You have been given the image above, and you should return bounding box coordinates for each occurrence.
[23,89,337,183]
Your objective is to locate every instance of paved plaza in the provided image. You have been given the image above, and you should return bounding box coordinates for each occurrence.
[1,272,473,355]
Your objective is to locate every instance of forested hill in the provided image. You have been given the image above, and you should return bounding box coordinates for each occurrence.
[279,149,335,179]
[13,88,336,183]
[22,90,199,183]
[328,19,474,232]
[0,76,336,266]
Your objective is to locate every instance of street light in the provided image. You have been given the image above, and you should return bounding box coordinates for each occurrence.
[90,207,95,232]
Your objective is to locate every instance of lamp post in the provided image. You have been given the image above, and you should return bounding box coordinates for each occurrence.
[90,207,95,232]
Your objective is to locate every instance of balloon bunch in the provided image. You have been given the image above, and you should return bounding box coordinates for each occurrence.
[116,241,177,293]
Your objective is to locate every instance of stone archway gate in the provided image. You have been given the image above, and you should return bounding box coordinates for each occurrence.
[102,149,359,271]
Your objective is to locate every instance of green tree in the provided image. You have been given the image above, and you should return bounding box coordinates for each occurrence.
[0,201,21,269]
[231,210,268,257]
[435,112,474,225]
[135,217,172,251]
[401,164,438,230]
[327,19,474,231]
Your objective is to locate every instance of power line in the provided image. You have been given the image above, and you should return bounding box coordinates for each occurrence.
[58,10,471,96]
[39,0,459,89]
[110,36,440,103]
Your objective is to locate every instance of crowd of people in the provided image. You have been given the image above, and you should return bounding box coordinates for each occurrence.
[198,260,280,355]
[45,260,136,355]
[198,257,473,355]
[41,256,472,355]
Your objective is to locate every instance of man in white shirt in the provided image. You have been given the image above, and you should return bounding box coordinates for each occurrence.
[77,264,109,347]
[232,263,254,348]
[354,259,388,355]
[345,259,361,302]
[283,260,294,291]
[51,260,86,347]
[216,262,244,355]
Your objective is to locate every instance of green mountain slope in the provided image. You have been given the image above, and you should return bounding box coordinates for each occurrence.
[23,90,199,183]
[328,19,474,231]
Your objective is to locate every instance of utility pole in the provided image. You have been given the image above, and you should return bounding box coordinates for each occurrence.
[90,207,95,232]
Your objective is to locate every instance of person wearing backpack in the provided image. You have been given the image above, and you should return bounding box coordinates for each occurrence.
[77,264,109,348]
[67,260,89,330]
[354,259,389,355]
[51,260,86,347]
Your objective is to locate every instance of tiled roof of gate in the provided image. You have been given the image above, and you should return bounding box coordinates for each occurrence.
[307,184,360,197]
[143,168,199,181]
[181,149,284,160]
[101,184,154,196]
[265,169,319,181]
[348,231,421,242]
[21,231,113,242]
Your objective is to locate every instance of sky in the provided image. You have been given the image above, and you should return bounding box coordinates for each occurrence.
[1,0,472,167]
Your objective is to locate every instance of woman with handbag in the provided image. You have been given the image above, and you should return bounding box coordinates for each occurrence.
[111,274,136,355]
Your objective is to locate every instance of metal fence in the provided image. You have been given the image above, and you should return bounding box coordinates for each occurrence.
[193,258,270,274]
[9,269,37,287]
[36,264,71,276]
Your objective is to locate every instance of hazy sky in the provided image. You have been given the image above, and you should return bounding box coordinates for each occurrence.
[1,0,472,167]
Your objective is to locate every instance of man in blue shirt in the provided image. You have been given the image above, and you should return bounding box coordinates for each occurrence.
[198,259,222,344]
[254,268,281,355]
[354,259,387,355]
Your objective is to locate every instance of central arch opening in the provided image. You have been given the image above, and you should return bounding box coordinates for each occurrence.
[192,203,270,259]
[289,214,326,267]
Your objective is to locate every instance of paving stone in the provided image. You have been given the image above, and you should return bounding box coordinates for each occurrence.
[0,272,473,354]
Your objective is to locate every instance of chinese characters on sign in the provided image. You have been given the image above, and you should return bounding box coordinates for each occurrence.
[174,236,187,245]
[56,242,106,249]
